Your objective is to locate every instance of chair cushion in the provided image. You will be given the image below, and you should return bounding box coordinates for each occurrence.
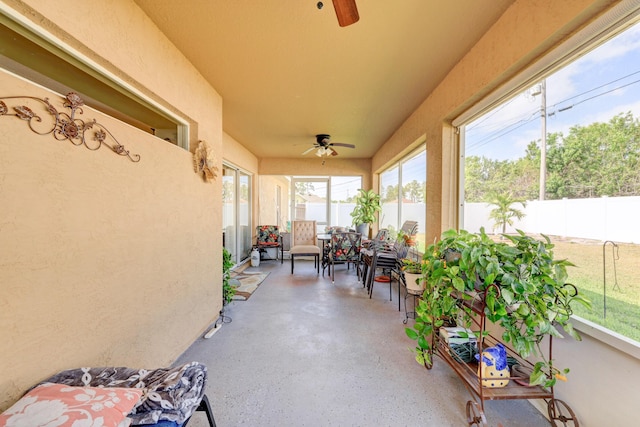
[0,383,143,427]
[329,232,361,261]
[257,226,280,244]
[290,245,321,255]
[38,362,207,426]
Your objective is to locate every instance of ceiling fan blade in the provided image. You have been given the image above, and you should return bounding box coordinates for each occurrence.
[332,0,359,27]
[302,146,317,155]
[330,142,356,149]
[330,148,338,156]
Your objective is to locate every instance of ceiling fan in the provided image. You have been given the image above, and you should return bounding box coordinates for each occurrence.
[317,0,359,27]
[302,134,356,157]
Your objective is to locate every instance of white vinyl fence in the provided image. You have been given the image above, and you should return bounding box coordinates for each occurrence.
[464,196,640,244]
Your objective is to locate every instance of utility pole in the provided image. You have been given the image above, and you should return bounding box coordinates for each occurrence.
[539,79,547,200]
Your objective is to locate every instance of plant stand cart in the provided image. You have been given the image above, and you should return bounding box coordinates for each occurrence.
[402,287,422,324]
[423,287,579,427]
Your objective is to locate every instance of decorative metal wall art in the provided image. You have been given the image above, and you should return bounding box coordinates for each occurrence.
[194,140,217,182]
[0,92,140,162]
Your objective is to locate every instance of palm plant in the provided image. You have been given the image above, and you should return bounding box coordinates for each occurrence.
[488,193,526,234]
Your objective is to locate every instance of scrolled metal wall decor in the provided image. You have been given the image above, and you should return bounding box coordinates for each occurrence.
[0,92,140,162]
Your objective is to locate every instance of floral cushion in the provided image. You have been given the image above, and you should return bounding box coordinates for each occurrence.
[38,363,207,426]
[329,232,362,261]
[0,382,143,427]
[257,225,280,246]
[362,229,389,250]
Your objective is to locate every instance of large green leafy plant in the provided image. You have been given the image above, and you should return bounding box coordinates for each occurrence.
[349,189,382,226]
[405,228,591,387]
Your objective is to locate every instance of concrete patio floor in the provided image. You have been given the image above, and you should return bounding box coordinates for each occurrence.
[177,259,551,427]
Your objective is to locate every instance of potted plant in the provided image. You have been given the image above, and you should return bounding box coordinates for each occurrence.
[349,189,382,238]
[405,228,591,387]
[222,247,236,305]
[401,258,424,293]
[398,229,417,248]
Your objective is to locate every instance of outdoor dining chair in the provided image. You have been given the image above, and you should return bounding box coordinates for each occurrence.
[360,228,389,288]
[290,220,322,274]
[256,225,284,263]
[362,220,418,303]
[324,231,362,284]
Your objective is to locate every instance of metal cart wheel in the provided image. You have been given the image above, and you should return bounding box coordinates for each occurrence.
[547,398,579,427]
[466,400,487,426]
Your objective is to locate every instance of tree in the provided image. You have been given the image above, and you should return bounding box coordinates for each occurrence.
[542,113,640,199]
[465,112,640,202]
[511,144,540,200]
[403,180,425,202]
[382,184,400,202]
[464,156,517,202]
[487,193,526,234]
[295,182,315,195]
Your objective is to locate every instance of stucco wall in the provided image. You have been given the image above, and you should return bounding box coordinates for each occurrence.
[259,157,372,190]
[0,0,224,410]
[259,175,291,228]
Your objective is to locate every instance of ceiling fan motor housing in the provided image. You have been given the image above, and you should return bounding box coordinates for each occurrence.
[316,134,331,145]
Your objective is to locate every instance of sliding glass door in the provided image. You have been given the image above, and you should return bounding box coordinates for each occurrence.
[292,177,328,232]
[222,164,252,265]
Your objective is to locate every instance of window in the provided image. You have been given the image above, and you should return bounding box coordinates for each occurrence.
[292,177,329,232]
[330,176,362,227]
[379,147,426,251]
[0,14,188,147]
[290,176,362,233]
[459,13,640,343]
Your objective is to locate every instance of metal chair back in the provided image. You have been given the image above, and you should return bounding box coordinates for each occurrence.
[327,231,362,283]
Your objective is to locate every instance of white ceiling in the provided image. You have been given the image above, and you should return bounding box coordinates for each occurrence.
[134,0,515,159]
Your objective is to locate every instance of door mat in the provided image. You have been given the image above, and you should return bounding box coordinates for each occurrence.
[230,271,270,300]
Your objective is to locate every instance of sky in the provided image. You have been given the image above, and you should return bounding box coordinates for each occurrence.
[465,21,640,161]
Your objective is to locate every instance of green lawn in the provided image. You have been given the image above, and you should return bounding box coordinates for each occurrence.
[545,237,640,342]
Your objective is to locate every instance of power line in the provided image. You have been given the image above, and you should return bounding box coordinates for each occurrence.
[549,77,640,116]
[466,109,541,152]
[467,117,541,154]
[550,69,640,108]
[467,69,640,152]
[467,96,520,131]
